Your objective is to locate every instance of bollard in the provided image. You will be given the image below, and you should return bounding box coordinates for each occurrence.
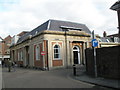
[8,66,11,72]
[8,60,12,72]
[73,64,76,76]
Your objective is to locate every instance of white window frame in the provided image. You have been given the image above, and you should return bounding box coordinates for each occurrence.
[53,44,61,60]
[114,37,118,43]
[35,45,40,60]
[18,50,23,61]
[106,39,110,42]
[73,46,81,64]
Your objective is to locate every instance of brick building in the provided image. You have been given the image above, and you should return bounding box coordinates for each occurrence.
[0,35,12,61]
[10,19,92,70]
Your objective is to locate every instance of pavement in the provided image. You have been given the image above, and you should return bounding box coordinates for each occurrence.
[1,66,119,89]
[69,66,120,89]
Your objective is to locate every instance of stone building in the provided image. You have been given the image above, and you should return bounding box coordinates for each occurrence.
[10,19,92,70]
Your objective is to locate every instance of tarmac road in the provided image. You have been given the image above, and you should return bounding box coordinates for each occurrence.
[2,67,115,89]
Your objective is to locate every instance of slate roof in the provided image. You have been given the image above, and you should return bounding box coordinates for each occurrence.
[107,34,119,37]
[110,0,120,11]
[17,19,91,44]
[100,37,113,42]
[0,36,3,41]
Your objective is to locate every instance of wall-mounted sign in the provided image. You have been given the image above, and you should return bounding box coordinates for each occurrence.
[41,51,46,55]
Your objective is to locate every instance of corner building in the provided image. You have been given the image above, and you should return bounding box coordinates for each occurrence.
[10,19,92,70]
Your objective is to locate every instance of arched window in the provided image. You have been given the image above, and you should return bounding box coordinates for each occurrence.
[54,45,60,59]
[18,50,23,61]
[36,45,40,60]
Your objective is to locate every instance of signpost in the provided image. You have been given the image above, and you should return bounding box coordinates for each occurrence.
[92,30,98,78]
[92,39,98,47]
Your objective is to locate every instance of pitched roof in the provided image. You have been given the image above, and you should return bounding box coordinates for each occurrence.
[107,33,119,37]
[100,37,113,42]
[110,0,120,11]
[17,19,91,44]
[4,35,12,40]
[17,31,29,36]
[0,36,3,41]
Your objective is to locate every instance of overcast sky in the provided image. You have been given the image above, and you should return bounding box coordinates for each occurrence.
[0,0,118,38]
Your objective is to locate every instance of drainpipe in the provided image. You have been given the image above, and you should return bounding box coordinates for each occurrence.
[43,41,45,70]
[65,29,68,68]
[46,40,49,70]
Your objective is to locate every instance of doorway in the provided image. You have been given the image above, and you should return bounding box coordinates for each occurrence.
[25,46,29,67]
[73,46,81,64]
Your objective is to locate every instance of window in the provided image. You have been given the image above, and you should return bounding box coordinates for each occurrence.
[54,45,60,59]
[35,45,40,60]
[18,50,23,61]
[114,37,119,43]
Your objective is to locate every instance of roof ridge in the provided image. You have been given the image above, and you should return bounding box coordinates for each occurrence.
[49,19,85,25]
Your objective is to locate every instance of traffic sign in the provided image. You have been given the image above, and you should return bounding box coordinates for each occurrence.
[92,39,98,47]
[41,51,46,55]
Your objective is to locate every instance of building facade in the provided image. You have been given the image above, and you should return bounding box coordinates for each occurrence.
[99,32,120,47]
[110,0,120,41]
[10,20,92,70]
[0,35,12,61]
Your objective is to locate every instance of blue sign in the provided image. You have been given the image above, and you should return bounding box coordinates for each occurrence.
[92,39,98,47]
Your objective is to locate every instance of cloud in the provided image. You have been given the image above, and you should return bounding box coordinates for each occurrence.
[0,0,118,38]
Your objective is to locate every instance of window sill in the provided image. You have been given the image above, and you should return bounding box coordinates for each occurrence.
[53,58,62,60]
[36,59,40,61]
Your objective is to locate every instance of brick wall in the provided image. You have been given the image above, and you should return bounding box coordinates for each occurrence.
[53,60,63,67]
[34,43,43,67]
[85,46,120,79]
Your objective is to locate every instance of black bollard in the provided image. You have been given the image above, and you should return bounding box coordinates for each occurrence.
[73,64,76,76]
[8,60,12,72]
[8,66,11,72]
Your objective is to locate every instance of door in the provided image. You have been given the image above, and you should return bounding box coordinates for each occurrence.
[73,46,80,64]
[25,46,29,66]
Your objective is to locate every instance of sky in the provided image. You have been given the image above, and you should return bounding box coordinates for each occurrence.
[0,0,118,38]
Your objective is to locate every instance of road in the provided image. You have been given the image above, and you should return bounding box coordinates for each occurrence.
[2,67,114,89]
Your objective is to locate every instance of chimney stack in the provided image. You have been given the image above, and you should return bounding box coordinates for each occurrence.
[103,31,107,37]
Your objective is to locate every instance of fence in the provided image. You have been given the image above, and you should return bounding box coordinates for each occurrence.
[85,46,120,79]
